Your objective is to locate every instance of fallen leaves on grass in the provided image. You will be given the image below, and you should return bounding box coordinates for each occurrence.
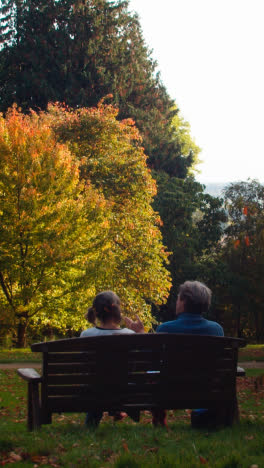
[3,452,23,462]
[122,440,129,452]
[31,455,60,466]
[192,443,208,465]
[237,376,264,421]
[101,448,115,460]
[0,450,61,467]
[144,447,159,454]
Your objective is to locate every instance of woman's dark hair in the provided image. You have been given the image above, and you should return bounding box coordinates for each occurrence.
[86,307,96,324]
[85,291,122,325]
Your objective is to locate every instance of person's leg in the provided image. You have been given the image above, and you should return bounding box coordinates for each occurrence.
[152,408,167,427]
[191,408,220,429]
[126,409,141,422]
[85,410,103,427]
[108,409,140,422]
[109,411,127,421]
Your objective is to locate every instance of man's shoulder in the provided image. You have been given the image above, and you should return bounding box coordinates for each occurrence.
[156,321,178,333]
[157,316,224,337]
[203,318,224,336]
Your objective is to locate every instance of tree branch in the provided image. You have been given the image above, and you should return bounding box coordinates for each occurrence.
[0,271,15,310]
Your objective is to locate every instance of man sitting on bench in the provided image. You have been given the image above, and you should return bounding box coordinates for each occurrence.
[125,280,224,428]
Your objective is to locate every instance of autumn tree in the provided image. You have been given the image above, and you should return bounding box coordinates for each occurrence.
[0,103,171,345]
[47,101,171,322]
[0,105,109,346]
[219,180,264,340]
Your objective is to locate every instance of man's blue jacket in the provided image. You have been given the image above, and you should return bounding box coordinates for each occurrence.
[157,312,224,336]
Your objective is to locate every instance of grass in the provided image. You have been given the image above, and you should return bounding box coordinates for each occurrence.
[0,348,41,363]
[238,344,264,362]
[0,369,264,467]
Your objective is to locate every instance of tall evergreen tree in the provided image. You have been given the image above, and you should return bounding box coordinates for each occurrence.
[0,0,193,177]
[153,173,227,321]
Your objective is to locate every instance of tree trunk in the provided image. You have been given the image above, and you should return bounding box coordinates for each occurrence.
[17,320,27,348]
[236,304,242,338]
[254,309,261,343]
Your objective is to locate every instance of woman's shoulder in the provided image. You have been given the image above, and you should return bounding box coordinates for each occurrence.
[116,328,135,335]
[80,328,96,337]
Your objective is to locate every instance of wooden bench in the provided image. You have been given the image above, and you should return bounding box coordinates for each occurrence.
[17,333,246,430]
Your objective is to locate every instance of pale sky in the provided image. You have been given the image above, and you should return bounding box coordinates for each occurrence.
[128,0,264,183]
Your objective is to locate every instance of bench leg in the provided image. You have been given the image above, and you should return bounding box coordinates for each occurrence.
[41,406,52,424]
[28,381,41,431]
[41,410,52,425]
[215,397,239,427]
[226,397,239,426]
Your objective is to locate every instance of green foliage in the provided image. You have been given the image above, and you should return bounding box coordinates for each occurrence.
[48,101,171,329]
[196,179,264,340]
[220,179,264,340]
[0,103,171,345]
[153,173,226,320]
[150,107,201,177]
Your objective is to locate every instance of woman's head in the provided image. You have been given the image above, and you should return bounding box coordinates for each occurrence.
[86,291,122,325]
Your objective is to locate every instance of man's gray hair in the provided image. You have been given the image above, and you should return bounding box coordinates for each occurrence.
[178,281,212,314]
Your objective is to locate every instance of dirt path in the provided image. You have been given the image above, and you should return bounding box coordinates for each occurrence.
[0,362,41,369]
[1,361,264,369]
[238,361,264,369]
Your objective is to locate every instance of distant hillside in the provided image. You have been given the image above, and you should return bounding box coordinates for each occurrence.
[202,182,229,197]
[202,179,264,197]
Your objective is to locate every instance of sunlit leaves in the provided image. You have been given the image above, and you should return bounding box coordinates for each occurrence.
[0,102,171,342]
[0,104,105,343]
[49,102,171,329]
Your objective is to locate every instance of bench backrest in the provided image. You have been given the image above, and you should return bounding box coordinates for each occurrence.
[31,334,245,413]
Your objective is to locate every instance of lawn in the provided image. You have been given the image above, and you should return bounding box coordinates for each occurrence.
[0,349,41,363]
[238,344,264,362]
[0,368,264,467]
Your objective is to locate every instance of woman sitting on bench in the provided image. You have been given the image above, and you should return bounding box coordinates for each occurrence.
[80,290,137,426]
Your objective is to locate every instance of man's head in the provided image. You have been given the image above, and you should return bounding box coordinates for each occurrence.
[176,281,212,315]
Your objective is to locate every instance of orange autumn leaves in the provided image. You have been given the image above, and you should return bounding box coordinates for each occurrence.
[0,104,106,338]
[234,207,250,249]
[0,103,171,339]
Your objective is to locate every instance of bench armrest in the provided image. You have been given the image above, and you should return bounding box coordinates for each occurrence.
[17,368,42,383]
[236,366,246,377]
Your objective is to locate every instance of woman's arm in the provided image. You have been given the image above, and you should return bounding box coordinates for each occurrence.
[123,315,145,333]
